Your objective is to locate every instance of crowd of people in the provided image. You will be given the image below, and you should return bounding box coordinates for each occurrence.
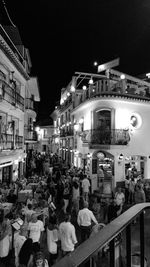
[0,152,149,267]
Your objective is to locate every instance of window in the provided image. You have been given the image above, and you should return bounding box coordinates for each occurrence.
[96,109,111,130]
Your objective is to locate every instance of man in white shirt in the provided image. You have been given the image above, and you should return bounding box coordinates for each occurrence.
[77,201,98,242]
[59,213,77,255]
[28,213,44,248]
[82,175,90,201]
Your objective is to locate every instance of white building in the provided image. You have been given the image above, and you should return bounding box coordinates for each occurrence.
[0,5,40,183]
[35,118,54,154]
[55,68,150,194]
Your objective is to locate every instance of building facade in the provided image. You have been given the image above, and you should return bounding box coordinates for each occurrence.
[54,69,150,193]
[0,11,40,183]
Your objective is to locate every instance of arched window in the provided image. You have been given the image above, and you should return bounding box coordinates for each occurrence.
[95,109,111,130]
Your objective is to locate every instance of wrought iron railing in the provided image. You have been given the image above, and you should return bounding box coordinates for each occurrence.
[53,203,150,267]
[60,127,74,137]
[0,133,23,150]
[80,129,130,145]
[0,79,24,111]
[24,126,37,142]
[25,98,34,110]
[15,135,23,148]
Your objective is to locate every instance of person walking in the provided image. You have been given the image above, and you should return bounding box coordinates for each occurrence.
[28,214,44,251]
[128,178,135,204]
[134,184,146,204]
[47,213,58,266]
[82,175,90,201]
[77,201,98,242]
[14,225,27,267]
[59,213,77,256]
[114,187,125,216]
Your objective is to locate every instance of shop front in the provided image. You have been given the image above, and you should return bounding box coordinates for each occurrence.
[0,161,13,184]
[92,151,114,196]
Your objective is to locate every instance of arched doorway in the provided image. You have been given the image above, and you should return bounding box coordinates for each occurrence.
[92,150,114,195]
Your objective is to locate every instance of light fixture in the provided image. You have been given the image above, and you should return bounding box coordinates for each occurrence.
[67,92,70,97]
[120,74,125,80]
[60,99,64,105]
[89,77,94,85]
[74,124,79,131]
[82,85,87,90]
[70,85,75,92]
[118,153,123,160]
[79,118,84,124]
[10,71,15,83]
[93,61,98,66]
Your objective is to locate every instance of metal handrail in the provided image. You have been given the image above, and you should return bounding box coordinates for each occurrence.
[53,203,150,267]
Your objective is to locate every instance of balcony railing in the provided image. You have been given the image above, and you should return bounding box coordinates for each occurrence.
[15,135,24,148]
[25,98,34,110]
[0,79,24,111]
[60,127,74,137]
[24,127,37,142]
[0,133,23,150]
[80,129,130,145]
[70,81,150,109]
[54,203,150,267]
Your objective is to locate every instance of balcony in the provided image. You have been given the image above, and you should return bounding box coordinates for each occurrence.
[60,127,74,137]
[80,129,130,146]
[0,79,24,111]
[0,133,23,150]
[25,98,34,110]
[24,126,37,142]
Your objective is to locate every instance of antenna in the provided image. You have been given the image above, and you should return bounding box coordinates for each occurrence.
[2,0,16,27]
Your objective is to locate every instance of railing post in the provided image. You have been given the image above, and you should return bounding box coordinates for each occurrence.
[110,238,115,267]
[126,224,131,267]
[140,211,145,267]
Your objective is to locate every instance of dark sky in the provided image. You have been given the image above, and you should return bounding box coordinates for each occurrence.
[4,0,150,120]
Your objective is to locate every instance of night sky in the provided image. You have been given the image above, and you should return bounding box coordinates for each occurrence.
[4,0,150,120]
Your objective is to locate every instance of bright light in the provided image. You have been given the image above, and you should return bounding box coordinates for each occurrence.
[64,96,67,101]
[94,61,98,66]
[120,74,125,80]
[146,73,150,78]
[89,78,94,85]
[70,85,75,92]
[35,126,40,132]
[79,118,84,124]
[67,92,70,96]
[82,85,87,90]
[98,64,105,72]
[60,99,64,105]
[74,124,79,131]
[55,137,59,144]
